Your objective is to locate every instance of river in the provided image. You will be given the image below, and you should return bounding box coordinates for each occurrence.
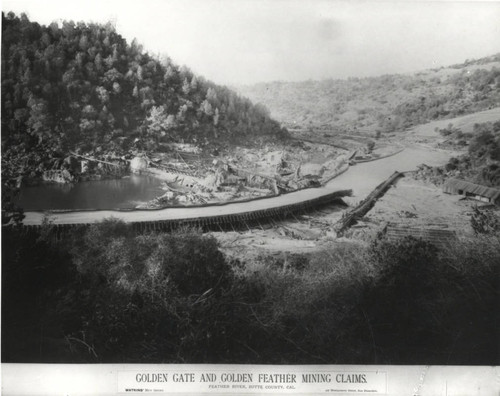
[17,174,164,210]
[22,146,451,225]
[325,146,450,197]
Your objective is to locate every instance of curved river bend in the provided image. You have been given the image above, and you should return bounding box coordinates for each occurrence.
[22,147,450,225]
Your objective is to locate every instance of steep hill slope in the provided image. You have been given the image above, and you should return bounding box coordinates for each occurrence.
[238,54,500,134]
[1,12,286,180]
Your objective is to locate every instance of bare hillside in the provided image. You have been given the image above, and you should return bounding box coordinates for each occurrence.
[237,54,500,134]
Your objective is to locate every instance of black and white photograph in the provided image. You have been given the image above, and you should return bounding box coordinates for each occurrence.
[1,0,499,393]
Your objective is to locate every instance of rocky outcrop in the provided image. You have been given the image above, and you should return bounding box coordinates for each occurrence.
[42,169,74,184]
[130,157,148,173]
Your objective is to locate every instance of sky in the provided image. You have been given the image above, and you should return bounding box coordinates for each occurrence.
[2,0,500,85]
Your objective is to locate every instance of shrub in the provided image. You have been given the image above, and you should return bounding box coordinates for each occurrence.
[360,234,500,364]
[235,243,374,363]
[3,218,499,364]
[67,220,237,362]
[470,206,500,234]
[1,225,76,362]
[361,237,442,362]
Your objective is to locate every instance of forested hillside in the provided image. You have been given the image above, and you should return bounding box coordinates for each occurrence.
[238,54,500,134]
[1,12,285,179]
[433,120,500,187]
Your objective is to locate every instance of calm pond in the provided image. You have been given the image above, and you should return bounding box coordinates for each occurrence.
[17,175,164,210]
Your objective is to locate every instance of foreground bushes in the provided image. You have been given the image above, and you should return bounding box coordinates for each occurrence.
[66,220,240,362]
[362,236,499,363]
[2,220,499,363]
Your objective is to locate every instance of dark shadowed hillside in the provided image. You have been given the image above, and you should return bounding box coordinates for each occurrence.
[238,54,500,134]
[1,12,286,181]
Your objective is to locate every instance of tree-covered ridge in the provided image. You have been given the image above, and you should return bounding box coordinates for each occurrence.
[238,54,500,133]
[442,121,500,187]
[1,12,285,177]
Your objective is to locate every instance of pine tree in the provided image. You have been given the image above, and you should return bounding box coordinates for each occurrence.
[182,78,190,95]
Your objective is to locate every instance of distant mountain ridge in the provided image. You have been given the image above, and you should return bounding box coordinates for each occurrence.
[237,53,500,134]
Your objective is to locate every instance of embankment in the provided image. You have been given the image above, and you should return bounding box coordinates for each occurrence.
[20,189,352,235]
[335,171,404,235]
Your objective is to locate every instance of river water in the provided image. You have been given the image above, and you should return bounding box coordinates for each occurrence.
[21,146,451,224]
[17,174,164,210]
[324,146,451,198]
